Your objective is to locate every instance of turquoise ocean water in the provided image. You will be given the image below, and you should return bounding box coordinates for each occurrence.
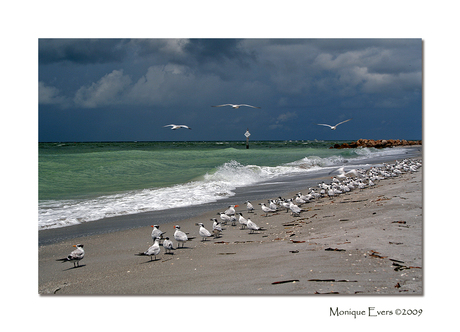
[39,140,416,230]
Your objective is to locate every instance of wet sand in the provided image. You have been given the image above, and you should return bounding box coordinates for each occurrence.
[39,164,422,295]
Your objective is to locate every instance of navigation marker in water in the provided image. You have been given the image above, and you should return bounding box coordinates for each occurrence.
[244,129,251,149]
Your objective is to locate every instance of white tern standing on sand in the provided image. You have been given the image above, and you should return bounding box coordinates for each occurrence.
[259,202,276,217]
[196,222,213,241]
[56,244,85,267]
[211,218,223,237]
[174,225,188,248]
[151,225,165,242]
[246,218,261,233]
[244,200,254,213]
[136,238,161,261]
[162,237,175,254]
[225,205,238,216]
[238,212,248,229]
[218,212,232,225]
[288,199,302,216]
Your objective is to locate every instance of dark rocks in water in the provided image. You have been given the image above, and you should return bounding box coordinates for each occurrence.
[330,139,422,149]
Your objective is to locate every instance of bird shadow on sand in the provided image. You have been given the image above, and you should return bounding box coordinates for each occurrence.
[62,264,86,271]
[247,227,266,234]
[139,259,160,264]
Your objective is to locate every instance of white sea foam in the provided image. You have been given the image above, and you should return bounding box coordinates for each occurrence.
[38,159,310,230]
[38,147,415,230]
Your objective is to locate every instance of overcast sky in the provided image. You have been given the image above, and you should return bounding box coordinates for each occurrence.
[39,38,422,142]
[6,0,460,327]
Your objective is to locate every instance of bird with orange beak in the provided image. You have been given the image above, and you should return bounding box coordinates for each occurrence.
[224,204,239,216]
[151,224,165,242]
[56,244,85,268]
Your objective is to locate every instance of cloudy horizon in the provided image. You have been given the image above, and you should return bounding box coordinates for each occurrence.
[39,38,422,142]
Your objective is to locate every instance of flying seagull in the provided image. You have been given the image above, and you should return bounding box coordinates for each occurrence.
[317,118,352,130]
[164,124,192,130]
[211,104,261,109]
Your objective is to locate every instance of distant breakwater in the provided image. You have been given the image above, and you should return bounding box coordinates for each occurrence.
[330,139,422,149]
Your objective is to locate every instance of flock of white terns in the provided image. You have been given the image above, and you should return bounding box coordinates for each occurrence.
[58,158,421,264]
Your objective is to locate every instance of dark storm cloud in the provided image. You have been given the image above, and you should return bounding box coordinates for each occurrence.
[126,39,258,81]
[38,38,422,142]
[127,39,188,63]
[184,39,255,64]
[260,38,421,76]
[39,39,130,64]
[131,39,252,62]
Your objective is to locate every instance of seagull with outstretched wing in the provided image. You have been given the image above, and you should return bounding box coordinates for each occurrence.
[211,104,261,109]
[317,118,352,130]
[164,124,192,130]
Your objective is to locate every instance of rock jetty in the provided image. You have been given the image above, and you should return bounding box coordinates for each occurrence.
[330,139,422,149]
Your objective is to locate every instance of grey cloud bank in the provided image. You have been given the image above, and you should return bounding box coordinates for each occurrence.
[39,39,421,142]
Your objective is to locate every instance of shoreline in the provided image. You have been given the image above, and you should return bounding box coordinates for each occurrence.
[39,157,422,295]
[38,145,423,246]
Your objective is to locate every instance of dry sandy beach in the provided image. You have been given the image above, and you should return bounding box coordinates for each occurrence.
[39,161,422,295]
